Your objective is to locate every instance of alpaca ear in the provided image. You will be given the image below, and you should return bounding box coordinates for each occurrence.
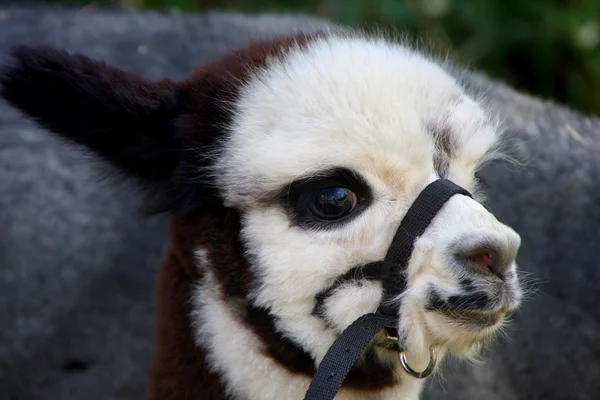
[0,45,182,183]
[0,45,195,214]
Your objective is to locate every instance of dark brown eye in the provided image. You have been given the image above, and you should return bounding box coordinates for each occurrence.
[308,187,358,220]
[284,167,372,230]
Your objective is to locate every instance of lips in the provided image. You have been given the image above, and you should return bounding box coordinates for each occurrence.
[434,307,505,327]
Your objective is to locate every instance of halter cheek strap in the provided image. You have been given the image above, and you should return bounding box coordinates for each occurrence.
[304,179,472,400]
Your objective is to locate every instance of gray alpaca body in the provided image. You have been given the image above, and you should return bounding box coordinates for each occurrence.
[0,5,598,400]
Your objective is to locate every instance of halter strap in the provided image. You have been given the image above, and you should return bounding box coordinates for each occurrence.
[304,179,472,400]
[379,179,472,316]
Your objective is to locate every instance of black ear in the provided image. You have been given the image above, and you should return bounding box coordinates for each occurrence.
[0,45,194,214]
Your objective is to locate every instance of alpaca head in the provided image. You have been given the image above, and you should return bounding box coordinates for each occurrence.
[0,31,523,397]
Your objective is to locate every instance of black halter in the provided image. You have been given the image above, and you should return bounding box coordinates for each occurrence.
[304,179,472,400]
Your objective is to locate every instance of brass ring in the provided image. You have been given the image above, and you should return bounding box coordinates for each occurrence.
[398,346,437,379]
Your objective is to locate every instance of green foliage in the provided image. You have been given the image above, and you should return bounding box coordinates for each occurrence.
[43,0,600,116]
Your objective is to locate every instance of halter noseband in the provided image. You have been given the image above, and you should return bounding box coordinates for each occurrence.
[304,179,472,400]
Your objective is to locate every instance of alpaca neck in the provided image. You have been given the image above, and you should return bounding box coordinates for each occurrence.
[146,218,228,400]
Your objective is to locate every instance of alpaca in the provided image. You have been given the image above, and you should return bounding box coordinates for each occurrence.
[0,30,525,399]
[3,6,600,400]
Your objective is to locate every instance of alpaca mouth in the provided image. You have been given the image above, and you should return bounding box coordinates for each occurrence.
[371,307,510,355]
[434,307,507,328]
[424,282,521,331]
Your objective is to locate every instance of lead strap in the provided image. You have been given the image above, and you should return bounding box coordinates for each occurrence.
[303,313,395,400]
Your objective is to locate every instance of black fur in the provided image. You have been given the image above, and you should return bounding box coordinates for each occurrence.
[426,287,492,312]
[0,45,204,215]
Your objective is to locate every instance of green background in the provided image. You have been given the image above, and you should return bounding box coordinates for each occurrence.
[43,0,600,116]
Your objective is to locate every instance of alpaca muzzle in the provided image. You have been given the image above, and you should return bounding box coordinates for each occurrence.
[305,178,473,400]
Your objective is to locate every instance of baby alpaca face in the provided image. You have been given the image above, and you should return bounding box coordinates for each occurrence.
[212,34,522,372]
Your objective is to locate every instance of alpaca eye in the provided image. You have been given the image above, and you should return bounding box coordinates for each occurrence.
[284,168,372,229]
[307,188,358,220]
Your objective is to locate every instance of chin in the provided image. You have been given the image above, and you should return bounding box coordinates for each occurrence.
[424,302,519,358]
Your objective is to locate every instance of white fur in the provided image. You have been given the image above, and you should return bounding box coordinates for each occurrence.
[196,32,523,398]
[320,280,383,333]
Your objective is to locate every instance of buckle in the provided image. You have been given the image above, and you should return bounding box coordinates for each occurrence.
[383,324,401,352]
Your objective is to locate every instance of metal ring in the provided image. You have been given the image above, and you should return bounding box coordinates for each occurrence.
[398,346,437,379]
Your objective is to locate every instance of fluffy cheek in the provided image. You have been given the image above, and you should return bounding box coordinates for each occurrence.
[240,202,396,308]
[239,208,379,361]
[241,210,345,305]
[239,203,396,361]
[317,281,383,333]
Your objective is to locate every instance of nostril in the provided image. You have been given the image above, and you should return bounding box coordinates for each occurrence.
[459,246,509,279]
[467,249,494,268]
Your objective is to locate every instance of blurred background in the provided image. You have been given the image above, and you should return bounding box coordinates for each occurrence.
[29,0,600,117]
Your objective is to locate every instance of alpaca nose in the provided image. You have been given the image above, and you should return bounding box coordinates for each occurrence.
[454,230,521,279]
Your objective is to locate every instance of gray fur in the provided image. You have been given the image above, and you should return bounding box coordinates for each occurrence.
[0,4,598,400]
